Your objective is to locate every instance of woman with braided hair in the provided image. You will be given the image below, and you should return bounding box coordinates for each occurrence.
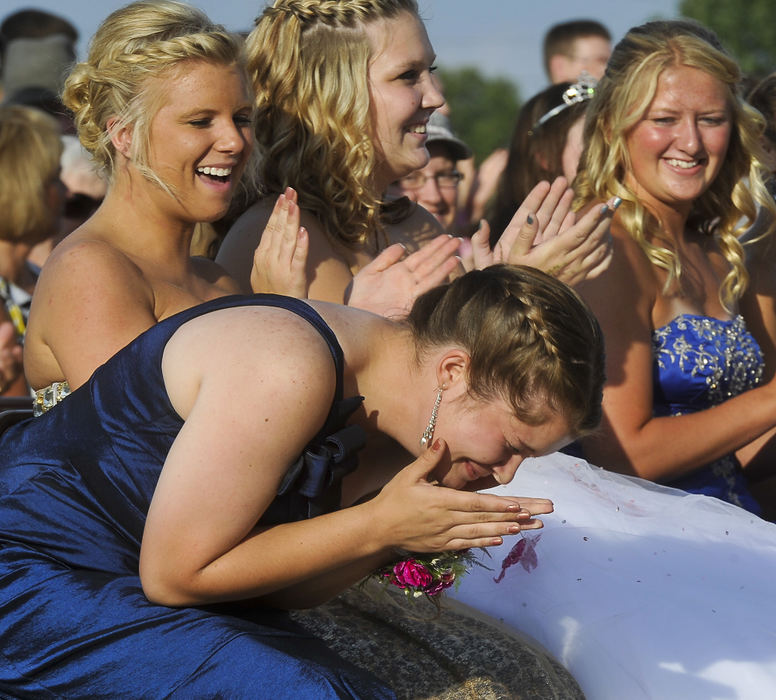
[0,261,606,696]
[216,0,619,311]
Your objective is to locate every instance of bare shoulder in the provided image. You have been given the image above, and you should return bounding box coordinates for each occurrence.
[40,231,146,286]
[31,233,155,325]
[190,256,241,294]
[162,303,338,426]
[577,218,657,313]
[384,204,445,253]
[24,230,161,388]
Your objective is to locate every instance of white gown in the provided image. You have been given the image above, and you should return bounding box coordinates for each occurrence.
[449,452,776,700]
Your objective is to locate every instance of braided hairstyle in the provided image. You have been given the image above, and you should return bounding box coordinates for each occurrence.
[406,265,605,436]
[575,19,776,309]
[245,0,419,251]
[62,0,244,184]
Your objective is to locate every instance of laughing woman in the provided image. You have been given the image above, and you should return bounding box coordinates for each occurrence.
[22,1,256,402]
[216,0,617,312]
[572,19,776,511]
[0,265,605,697]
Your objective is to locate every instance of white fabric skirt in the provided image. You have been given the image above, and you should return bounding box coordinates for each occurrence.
[449,452,776,700]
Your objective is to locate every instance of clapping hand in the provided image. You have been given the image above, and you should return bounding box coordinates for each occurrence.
[465,177,619,285]
[250,187,309,298]
[347,234,461,317]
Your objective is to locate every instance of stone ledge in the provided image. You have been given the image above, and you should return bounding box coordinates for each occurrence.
[291,582,584,700]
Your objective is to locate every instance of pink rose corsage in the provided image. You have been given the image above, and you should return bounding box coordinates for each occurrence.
[369,549,488,603]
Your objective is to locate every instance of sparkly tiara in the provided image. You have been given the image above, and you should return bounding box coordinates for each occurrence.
[532,77,597,131]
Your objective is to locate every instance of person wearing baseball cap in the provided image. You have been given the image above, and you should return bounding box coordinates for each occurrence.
[389,110,471,233]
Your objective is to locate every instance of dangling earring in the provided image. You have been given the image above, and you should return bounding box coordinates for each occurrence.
[420,386,444,449]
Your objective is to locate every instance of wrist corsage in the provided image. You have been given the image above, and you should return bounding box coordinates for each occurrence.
[368,548,488,605]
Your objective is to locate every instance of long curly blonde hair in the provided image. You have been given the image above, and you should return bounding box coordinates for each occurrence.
[246,0,419,251]
[575,19,776,309]
[62,0,244,187]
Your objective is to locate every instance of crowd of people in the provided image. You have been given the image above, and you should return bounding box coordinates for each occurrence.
[1,1,776,698]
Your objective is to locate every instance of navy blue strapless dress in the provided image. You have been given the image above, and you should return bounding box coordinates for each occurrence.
[652,313,763,513]
[0,295,394,699]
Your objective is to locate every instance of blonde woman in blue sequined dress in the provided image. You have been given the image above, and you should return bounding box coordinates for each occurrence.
[570,20,776,514]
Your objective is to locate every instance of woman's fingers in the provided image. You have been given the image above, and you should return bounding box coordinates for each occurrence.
[530,176,570,232]
[468,220,492,270]
[348,236,460,316]
[503,213,540,265]
[406,236,462,290]
[251,188,308,297]
[364,243,408,272]
[494,180,552,260]
[537,185,575,241]
[402,234,460,272]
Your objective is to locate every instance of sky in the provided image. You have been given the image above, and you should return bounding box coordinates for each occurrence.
[3,0,681,99]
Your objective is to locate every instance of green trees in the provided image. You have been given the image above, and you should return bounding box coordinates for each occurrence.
[438,67,520,164]
[680,0,776,79]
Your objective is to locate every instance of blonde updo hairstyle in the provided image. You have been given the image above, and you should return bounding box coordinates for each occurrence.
[0,105,63,243]
[575,19,776,309]
[246,0,419,251]
[62,0,245,187]
[407,265,606,437]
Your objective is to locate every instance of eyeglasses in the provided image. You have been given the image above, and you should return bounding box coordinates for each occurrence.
[398,171,464,190]
[531,77,597,132]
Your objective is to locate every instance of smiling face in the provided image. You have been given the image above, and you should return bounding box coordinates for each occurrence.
[624,64,732,219]
[142,60,253,223]
[429,389,573,491]
[365,11,444,191]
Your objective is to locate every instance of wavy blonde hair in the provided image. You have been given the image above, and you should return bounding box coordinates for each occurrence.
[62,0,245,189]
[575,19,776,309]
[246,0,419,251]
[0,105,63,243]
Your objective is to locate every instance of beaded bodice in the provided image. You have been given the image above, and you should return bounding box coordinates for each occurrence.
[652,314,763,417]
[33,381,71,417]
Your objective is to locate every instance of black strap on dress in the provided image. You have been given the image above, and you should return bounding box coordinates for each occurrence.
[247,296,367,524]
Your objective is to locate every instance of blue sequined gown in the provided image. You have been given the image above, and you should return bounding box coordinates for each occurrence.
[0,295,393,699]
[652,313,763,512]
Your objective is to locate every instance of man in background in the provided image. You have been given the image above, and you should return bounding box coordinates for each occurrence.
[543,19,611,84]
[388,111,472,234]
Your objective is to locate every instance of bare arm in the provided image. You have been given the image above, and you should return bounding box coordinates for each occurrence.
[140,311,543,609]
[578,233,776,482]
